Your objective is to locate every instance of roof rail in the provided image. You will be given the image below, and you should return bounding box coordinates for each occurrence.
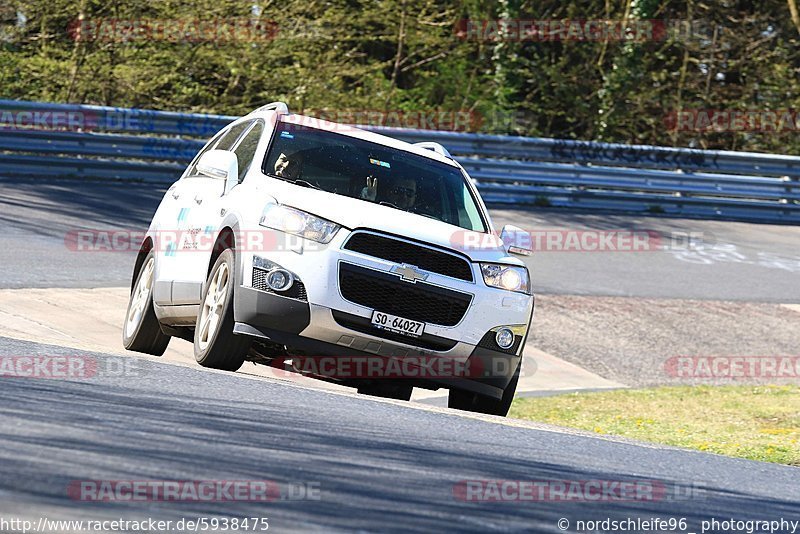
[414,141,452,159]
[250,101,289,116]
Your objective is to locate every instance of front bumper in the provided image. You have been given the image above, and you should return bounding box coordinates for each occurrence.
[234,285,532,399]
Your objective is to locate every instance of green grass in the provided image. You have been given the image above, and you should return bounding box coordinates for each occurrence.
[509,385,800,466]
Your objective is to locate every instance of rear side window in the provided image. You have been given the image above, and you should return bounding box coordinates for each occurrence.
[216,121,251,151]
[232,121,265,183]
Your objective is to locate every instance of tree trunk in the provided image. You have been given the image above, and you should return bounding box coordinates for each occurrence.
[788,0,800,35]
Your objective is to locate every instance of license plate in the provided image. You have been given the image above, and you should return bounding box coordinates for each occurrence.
[370,311,425,338]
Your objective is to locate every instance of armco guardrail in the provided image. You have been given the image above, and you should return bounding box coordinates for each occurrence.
[1,99,799,223]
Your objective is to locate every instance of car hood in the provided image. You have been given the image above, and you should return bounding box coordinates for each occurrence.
[268,179,523,265]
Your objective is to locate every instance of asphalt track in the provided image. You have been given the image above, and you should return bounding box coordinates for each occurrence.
[1,176,799,532]
[0,337,799,533]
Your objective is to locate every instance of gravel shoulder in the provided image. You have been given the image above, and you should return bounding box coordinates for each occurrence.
[530,294,800,387]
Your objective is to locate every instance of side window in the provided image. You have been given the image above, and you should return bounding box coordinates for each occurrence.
[185,129,227,178]
[215,121,251,151]
[232,121,265,183]
[460,182,484,230]
[185,121,251,179]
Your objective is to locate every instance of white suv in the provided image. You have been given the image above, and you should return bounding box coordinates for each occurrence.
[123,102,534,416]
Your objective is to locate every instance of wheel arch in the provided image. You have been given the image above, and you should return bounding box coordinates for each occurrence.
[207,213,245,280]
[209,227,236,274]
[131,237,154,291]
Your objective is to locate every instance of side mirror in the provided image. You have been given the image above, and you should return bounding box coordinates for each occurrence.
[499,224,532,256]
[196,150,239,191]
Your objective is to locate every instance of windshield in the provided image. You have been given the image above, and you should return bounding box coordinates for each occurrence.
[263,121,486,232]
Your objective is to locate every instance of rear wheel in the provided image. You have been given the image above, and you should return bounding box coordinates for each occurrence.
[194,248,251,371]
[448,362,520,416]
[123,251,170,356]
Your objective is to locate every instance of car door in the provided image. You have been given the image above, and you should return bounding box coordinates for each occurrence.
[153,121,251,306]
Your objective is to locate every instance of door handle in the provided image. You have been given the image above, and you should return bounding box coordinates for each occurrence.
[171,191,180,200]
[194,195,203,205]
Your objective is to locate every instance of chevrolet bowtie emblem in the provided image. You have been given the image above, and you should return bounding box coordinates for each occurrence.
[391,264,428,283]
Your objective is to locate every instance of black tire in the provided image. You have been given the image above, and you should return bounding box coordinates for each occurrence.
[123,250,170,356]
[194,248,251,371]
[448,362,520,416]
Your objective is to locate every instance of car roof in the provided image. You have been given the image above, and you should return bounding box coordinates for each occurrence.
[241,109,460,168]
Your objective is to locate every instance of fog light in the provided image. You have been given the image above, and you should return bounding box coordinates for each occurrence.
[266,269,293,291]
[495,328,515,349]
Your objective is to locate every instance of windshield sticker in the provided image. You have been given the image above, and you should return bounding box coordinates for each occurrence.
[280,131,294,139]
[369,158,391,169]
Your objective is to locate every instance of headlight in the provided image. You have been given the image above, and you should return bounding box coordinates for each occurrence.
[259,204,341,244]
[480,263,530,294]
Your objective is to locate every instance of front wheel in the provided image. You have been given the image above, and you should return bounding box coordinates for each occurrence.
[448,362,520,416]
[123,250,170,355]
[194,248,251,371]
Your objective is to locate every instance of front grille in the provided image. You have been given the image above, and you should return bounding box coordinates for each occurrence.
[253,267,308,301]
[344,232,473,282]
[338,263,471,327]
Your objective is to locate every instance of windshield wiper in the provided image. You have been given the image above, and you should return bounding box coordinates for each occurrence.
[267,173,322,190]
[291,179,322,190]
[379,201,402,210]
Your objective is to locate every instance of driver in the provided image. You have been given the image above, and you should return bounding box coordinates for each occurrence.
[360,176,418,210]
[273,150,304,180]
